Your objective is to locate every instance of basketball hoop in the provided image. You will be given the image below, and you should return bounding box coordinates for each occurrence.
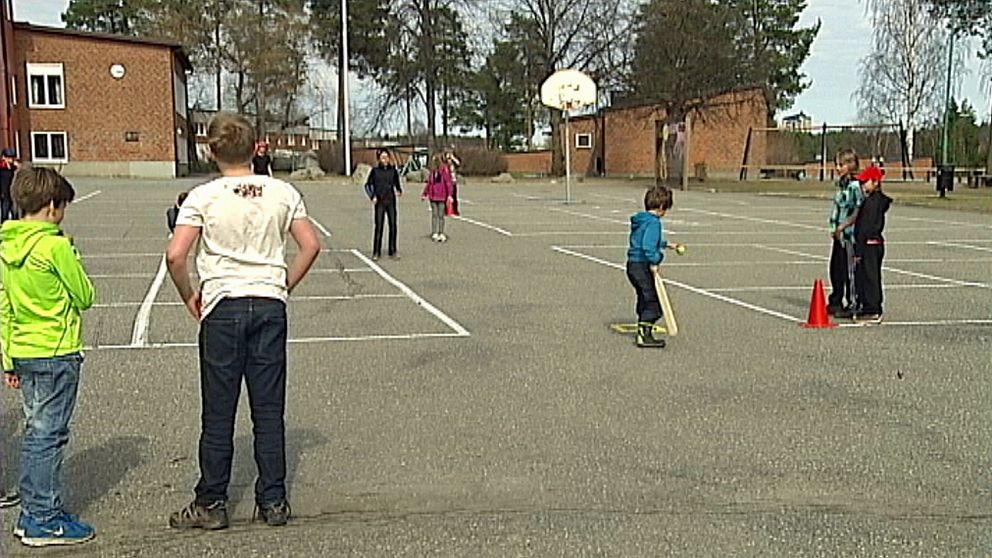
[541,70,597,203]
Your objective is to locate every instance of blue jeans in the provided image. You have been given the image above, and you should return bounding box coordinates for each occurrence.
[626,261,662,323]
[194,298,288,507]
[13,354,83,522]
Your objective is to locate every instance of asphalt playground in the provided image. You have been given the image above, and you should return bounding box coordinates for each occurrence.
[1,175,990,556]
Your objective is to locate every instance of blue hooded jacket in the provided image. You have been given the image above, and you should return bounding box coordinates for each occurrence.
[627,211,667,265]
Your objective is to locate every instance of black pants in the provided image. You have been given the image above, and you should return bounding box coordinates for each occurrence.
[828,238,856,309]
[195,298,288,507]
[855,245,884,315]
[373,201,398,256]
[626,261,662,323]
[0,193,13,223]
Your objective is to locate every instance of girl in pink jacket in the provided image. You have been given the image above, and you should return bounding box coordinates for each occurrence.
[421,154,454,242]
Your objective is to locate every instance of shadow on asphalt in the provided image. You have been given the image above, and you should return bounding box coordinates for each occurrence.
[65,435,150,514]
[228,427,328,509]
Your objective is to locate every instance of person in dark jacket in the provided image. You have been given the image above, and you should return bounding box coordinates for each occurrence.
[853,165,891,324]
[365,149,403,260]
[626,186,682,348]
[166,192,189,234]
[0,147,20,223]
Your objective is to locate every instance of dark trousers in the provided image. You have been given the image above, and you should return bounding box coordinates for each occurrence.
[195,298,288,507]
[0,194,13,223]
[855,245,885,315]
[373,201,398,256]
[626,261,662,323]
[828,238,856,309]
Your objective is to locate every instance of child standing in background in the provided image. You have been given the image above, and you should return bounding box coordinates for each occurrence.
[445,150,461,216]
[827,149,864,319]
[422,154,454,242]
[853,166,891,324]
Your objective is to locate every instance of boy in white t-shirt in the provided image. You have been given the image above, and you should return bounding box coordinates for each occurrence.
[165,113,320,530]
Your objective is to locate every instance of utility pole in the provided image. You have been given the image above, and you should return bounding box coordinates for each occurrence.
[341,0,352,176]
[940,29,955,166]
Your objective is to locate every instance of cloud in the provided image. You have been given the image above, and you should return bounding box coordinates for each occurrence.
[12,0,69,27]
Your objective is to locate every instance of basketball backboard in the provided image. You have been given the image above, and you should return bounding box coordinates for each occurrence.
[541,70,597,111]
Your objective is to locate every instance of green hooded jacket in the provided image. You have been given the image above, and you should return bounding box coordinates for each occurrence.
[0,220,94,371]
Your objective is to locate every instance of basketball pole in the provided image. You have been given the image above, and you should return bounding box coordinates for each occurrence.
[341,0,352,177]
[564,108,572,203]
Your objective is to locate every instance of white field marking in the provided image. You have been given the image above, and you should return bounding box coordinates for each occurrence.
[310,268,374,274]
[510,193,542,201]
[547,206,630,226]
[90,273,157,279]
[75,190,103,203]
[755,244,992,289]
[550,246,803,324]
[456,198,476,205]
[85,252,162,259]
[680,207,825,231]
[87,332,467,350]
[93,293,406,309]
[351,249,470,336]
[665,260,824,267]
[308,216,333,237]
[707,284,962,293]
[557,240,992,250]
[900,216,992,229]
[932,241,992,254]
[452,215,513,236]
[129,255,168,347]
[838,319,992,328]
[513,231,629,237]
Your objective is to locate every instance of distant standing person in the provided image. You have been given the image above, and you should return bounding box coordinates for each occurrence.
[365,148,403,260]
[252,142,273,176]
[444,150,461,216]
[0,148,20,223]
[422,154,454,243]
[827,148,863,319]
[853,165,891,324]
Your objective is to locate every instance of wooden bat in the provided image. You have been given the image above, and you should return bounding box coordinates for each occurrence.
[655,271,679,336]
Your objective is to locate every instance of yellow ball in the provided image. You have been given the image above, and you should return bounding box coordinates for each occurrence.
[675,245,686,255]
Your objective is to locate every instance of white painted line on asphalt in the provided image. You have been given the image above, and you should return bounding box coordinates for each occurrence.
[707,284,963,293]
[85,252,162,259]
[309,216,332,237]
[680,207,824,231]
[452,215,513,237]
[310,268,374,274]
[93,293,406,309]
[838,319,992,328]
[900,216,992,229]
[351,249,470,337]
[932,241,992,254]
[130,254,168,347]
[557,240,992,249]
[755,244,992,289]
[75,190,103,203]
[88,331,468,351]
[550,246,803,324]
[513,231,628,237]
[90,273,157,279]
[547,207,629,226]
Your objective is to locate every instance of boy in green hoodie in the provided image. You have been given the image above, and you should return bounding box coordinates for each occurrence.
[1,167,95,547]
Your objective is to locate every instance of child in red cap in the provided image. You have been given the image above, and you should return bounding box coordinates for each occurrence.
[853,165,891,324]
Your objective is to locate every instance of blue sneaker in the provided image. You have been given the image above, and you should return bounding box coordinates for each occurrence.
[19,513,95,547]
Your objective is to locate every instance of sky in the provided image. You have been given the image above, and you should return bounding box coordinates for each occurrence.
[13,0,991,126]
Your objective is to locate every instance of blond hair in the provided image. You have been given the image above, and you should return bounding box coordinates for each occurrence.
[207,112,256,165]
[835,149,859,172]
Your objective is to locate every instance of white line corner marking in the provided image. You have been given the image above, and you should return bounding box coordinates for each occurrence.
[351,249,470,337]
[130,254,168,347]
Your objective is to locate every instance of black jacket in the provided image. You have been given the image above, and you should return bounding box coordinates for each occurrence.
[366,164,402,204]
[854,190,892,257]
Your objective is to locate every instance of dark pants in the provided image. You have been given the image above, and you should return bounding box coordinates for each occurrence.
[626,261,662,323]
[855,245,885,315]
[828,238,856,309]
[373,201,398,256]
[0,193,13,223]
[195,298,288,507]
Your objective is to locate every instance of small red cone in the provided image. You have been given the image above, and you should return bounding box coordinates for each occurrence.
[801,279,837,328]
[445,198,456,216]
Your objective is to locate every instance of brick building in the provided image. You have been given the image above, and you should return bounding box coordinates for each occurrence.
[0,0,192,178]
[505,88,768,180]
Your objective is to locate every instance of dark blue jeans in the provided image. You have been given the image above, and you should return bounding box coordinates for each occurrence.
[626,261,662,323]
[194,298,288,507]
[13,354,83,522]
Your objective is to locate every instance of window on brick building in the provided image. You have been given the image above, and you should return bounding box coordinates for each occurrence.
[31,131,68,163]
[26,63,65,109]
[575,133,592,149]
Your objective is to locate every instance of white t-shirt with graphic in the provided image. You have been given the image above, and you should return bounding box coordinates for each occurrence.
[176,175,308,319]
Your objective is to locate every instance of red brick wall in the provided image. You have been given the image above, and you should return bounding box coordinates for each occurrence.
[13,28,177,163]
[505,151,551,175]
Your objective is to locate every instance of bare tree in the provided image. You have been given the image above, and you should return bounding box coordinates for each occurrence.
[856,0,952,159]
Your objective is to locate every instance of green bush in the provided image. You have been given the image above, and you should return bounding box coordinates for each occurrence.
[454,147,508,176]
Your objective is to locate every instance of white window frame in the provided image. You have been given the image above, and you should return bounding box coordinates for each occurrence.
[575,133,592,149]
[26,63,65,109]
[287,135,296,146]
[194,122,207,137]
[30,131,69,163]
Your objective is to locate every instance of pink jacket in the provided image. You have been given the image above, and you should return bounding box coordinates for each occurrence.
[422,166,454,201]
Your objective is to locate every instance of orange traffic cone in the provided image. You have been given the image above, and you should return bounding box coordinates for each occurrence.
[801,279,837,328]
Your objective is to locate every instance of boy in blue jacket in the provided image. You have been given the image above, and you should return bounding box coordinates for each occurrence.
[626,186,681,348]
